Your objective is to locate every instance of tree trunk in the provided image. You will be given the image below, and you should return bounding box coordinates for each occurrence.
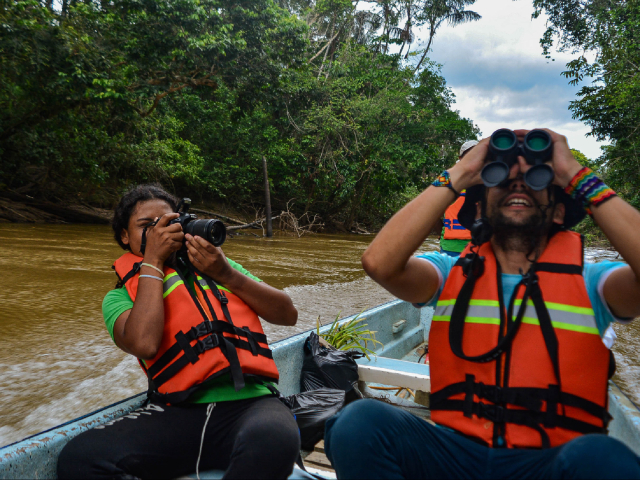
[317,21,335,79]
[413,25,436,73]
[346,172,370,231]
[262,156,272,237]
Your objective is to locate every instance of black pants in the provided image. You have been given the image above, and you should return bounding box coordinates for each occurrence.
[57,396,300,480]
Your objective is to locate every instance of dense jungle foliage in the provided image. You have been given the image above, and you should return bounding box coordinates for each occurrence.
[533,0,640,210]
[0,0,480,229]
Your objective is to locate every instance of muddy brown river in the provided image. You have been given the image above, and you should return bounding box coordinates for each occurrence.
[0,224,636,447]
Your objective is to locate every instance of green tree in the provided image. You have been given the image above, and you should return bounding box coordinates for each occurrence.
[531,0,640,208]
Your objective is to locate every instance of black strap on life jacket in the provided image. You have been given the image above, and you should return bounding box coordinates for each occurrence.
[431,374,610,449]
[146,322,272,387]
[447,256,587,365]
[448,253,534,363]
[443,250,610,447]
[146,321,268,379]
[114,262,143,287]
[144,261,273,395]
[162,263,248,392]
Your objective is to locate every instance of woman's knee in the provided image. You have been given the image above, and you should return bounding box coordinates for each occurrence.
[235,401,300,458]
[57,433,104,480]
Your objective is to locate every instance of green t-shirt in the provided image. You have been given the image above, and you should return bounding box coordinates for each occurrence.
[439,227,470,254]
[102,258,273,403]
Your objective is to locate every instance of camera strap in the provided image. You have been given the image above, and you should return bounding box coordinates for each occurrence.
[140,227,148,255]
[139,219,159,256]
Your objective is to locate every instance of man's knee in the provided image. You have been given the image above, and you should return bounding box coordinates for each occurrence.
[325,400,396,457]
[556,435,640,478]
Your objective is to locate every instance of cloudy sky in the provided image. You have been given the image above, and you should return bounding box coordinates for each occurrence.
[402,0,606,159]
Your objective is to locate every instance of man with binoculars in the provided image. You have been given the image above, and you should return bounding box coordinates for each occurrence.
[325,128,640,478]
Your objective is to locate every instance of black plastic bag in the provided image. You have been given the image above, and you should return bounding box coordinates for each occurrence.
[300,332,362,395]
[283,388,346,451]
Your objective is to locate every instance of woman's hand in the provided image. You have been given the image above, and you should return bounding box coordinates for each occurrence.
[143,213,184,264]
[186,234,298,326]
[185,234,235,285]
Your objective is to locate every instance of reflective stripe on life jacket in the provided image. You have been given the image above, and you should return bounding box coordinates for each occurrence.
[113,253,279,405]
[429,231,611,449]
[443,192,472,240]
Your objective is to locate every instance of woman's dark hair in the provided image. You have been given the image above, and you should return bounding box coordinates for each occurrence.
[112,184,178,251]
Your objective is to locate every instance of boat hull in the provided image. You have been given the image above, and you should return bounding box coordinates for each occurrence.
[1,300,639,479]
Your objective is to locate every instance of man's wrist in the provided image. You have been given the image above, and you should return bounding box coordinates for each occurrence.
[448,164,474,192]
[432,170,459,195]
[556,163,584,189]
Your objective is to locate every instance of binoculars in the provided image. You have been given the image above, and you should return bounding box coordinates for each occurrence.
[481,129,555,191]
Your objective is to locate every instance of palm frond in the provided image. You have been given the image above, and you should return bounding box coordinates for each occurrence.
[446,10,481,26]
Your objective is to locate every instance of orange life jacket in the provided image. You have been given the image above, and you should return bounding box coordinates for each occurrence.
[429,231,611,448]
[443,192,472,240]
[113,252,279,404]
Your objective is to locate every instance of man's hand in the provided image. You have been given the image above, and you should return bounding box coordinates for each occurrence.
[185,234,236,286]
[449,137,491,191]
[510,128,583,188]
[144,213,184,264]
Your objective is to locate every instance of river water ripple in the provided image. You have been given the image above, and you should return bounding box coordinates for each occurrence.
[0,224,635,447]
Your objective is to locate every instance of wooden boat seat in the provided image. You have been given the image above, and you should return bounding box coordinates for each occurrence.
[356,356,431,393]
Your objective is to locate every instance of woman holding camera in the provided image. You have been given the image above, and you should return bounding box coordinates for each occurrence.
[58,184,300,480]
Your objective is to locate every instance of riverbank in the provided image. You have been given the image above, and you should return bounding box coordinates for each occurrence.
[0,194,265,229]
[0,194,616,248]
[0,194,346,235]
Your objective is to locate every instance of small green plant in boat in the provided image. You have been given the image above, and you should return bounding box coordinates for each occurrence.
[316,313,383,359]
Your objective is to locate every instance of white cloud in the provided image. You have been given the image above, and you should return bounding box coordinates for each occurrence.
[405,0,608,159]
[451,85,604,157]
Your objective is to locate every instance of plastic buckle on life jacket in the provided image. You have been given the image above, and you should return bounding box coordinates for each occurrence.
[190,323,210,339]
[218,292,229,305]
[194,334,220,355]
[522,270,539,286]
[477,383,502,404]
[478,402,505,423]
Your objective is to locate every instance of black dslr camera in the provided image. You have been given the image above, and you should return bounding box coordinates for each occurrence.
[481,129,555,191]
[171,198,226,247]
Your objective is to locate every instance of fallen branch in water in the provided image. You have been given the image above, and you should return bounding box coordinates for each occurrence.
[278,201,324,237]
[227,215,282,231]
[189,208,246,225]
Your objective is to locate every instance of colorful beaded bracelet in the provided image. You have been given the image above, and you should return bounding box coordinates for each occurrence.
[432,170,459,196]
[564,167,617,211]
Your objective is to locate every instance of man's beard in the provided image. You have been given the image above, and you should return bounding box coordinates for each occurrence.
[488,202,553,255]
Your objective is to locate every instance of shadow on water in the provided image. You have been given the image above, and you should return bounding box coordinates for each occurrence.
[0,224,635,446]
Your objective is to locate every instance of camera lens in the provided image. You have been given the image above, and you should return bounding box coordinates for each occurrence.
[184,219,227,247]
